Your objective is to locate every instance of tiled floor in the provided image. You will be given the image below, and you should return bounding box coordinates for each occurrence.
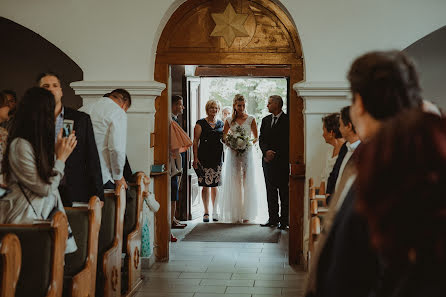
[134,220,307,297]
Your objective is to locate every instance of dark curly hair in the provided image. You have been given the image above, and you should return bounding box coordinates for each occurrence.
[2,87,56,184]
[322,113,342,139]
[357,110,446,266]
[348,50,422,120]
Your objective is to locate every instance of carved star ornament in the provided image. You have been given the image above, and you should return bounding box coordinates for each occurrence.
[210,3,249,47]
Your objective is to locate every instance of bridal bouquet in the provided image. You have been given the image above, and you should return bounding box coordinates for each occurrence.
[225,126,253,156]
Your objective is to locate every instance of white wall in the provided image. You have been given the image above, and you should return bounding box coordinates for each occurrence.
[1,0,445,82]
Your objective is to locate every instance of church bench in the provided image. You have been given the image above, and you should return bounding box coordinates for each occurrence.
[0,233,21,297]
[0,211,68,297]
[308,178,327,207]
[63,196,102,297]
[122,173,146,296]
[96,185,126,297]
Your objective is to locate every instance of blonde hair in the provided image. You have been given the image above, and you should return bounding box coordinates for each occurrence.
[205,99,221,116]
[231,94,246,124]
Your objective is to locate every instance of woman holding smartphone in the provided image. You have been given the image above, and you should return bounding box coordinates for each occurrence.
[0,87,78,253]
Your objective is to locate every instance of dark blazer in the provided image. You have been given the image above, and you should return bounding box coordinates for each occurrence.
[59,107,104,205]
[314,185,379,297]
[326,142,348,203]
[259,113,289,176]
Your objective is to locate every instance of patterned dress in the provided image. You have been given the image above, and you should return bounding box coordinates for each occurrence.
[195,118,224,187]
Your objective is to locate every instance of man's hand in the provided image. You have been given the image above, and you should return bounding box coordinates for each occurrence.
[114,176,128,192]
[264,150,276,163]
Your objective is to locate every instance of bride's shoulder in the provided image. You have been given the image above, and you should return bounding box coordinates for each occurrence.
[247,114,256,123]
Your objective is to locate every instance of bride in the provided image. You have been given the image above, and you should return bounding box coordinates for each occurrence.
[217,94,266,223]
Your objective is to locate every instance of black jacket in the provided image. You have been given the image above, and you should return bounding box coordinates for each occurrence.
[259,113,289,174]
[59,107,104,205]
[326,142,348,202]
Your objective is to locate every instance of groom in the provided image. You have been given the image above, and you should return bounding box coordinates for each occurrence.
[259,95,290,230]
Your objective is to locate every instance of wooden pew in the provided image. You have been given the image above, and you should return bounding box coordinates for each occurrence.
[63,196,102,297]
[96,185,126,297]
[308,177,327,207]
[0,211,68,297]
[0,233,21,297]
[122,173,146,296]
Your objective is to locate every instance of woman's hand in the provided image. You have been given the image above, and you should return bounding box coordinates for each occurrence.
[192,158,199,169]
[55,129,77,162]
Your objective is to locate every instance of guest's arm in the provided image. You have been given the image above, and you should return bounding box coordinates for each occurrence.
[108,113,127,190]
[192,123,202,169]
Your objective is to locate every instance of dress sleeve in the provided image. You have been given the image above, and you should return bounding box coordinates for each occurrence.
[9,138,65,197]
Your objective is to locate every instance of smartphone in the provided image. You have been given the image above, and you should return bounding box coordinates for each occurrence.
[62,119,74,137]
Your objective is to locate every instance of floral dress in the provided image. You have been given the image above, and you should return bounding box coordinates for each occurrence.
[195,118,224,187]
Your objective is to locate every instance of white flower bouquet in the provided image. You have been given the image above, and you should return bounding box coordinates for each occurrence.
[225,126,253,156]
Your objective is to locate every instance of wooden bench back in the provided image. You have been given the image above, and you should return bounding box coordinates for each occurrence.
[0,233,21,297]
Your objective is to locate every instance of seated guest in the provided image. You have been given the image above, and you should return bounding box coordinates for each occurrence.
[0,92,10,174]
[38,72,104,206]
[321,113,345,194]
[0,87,77,253]
[0,89,16,129]
[81,89,130,192]
[357,110,446,297]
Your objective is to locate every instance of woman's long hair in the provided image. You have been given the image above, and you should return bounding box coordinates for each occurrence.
[2,87,56,184]
[357,110,446,266]
[231,94,246,124]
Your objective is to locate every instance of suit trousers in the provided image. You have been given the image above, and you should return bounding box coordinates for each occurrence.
[263,165,289,224]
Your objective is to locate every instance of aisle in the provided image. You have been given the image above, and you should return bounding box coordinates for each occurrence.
[134,222,306,297]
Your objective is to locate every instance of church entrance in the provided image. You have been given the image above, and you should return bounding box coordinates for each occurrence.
[153,0,305,265]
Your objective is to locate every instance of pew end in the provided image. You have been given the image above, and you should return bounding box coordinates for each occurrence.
[0,233,21,297]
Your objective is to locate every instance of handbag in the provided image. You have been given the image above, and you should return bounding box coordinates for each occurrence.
[18,183,59,220]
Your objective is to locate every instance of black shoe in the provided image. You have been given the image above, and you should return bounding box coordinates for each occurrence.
[260,220,278,227]
[277,222,289,230]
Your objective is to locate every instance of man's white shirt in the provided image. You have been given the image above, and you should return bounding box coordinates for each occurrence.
[80,97,127,184]
[334,140,361,191]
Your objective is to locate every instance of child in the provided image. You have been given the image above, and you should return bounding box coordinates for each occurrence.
[170,119,192,177]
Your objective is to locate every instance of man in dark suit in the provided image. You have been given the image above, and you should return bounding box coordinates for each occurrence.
[259,95,289,229]
[38,72,104,206]
[305,51,423,297]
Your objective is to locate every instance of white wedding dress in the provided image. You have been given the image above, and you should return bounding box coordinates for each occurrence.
[217,115,267,223]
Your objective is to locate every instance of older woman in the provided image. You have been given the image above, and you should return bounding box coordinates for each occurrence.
[193,100,224,222]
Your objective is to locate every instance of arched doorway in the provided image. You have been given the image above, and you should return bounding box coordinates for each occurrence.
[153,0,305,265]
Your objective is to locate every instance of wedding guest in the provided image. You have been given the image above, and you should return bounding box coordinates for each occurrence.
[321,113,345,191]
[305,50,423,297]
[81,89,130,192]
[222,106,232,123]
[357,110,446,297]
[38,72,104,206]
[0,89,16,129]
[0,87,77,253]
[0,92,10,183]
[193,99,224,222]
[170,95,187,241]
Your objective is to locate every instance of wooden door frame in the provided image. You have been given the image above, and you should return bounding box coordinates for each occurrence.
[153,0,306,265]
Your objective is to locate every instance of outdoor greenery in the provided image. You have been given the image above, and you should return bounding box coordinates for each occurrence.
[203,77,288,126]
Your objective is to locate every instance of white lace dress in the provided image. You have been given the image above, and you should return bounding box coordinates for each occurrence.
[217,115,267,223]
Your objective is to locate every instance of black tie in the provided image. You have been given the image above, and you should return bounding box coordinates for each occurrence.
[272,116,277,127]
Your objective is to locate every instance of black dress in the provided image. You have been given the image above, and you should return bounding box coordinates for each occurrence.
[195,118,224,187]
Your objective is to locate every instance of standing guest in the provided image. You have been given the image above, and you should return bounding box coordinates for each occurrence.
[305,50,423,297]
[80,89,130,193]
[259,95,289,229]
[192,100,224,222]
[221,106,232,123]
[0,87,77,253]
[0,92,10,183]
[38,72,104,206]
[357,110,446,297]
[321,113,345,191]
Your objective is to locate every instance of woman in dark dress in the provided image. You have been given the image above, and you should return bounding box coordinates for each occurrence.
[193,100,224,222]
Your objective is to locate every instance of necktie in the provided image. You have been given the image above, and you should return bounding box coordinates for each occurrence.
[272,116,277,127]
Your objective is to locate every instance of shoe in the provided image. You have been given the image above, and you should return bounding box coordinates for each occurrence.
[170,234,178,242]
[171,221,186,229]
[203,214,209,222]
[260,220,278,227]
[277,222,289,230]
[212,213,219,222]
[173,218,188,227]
